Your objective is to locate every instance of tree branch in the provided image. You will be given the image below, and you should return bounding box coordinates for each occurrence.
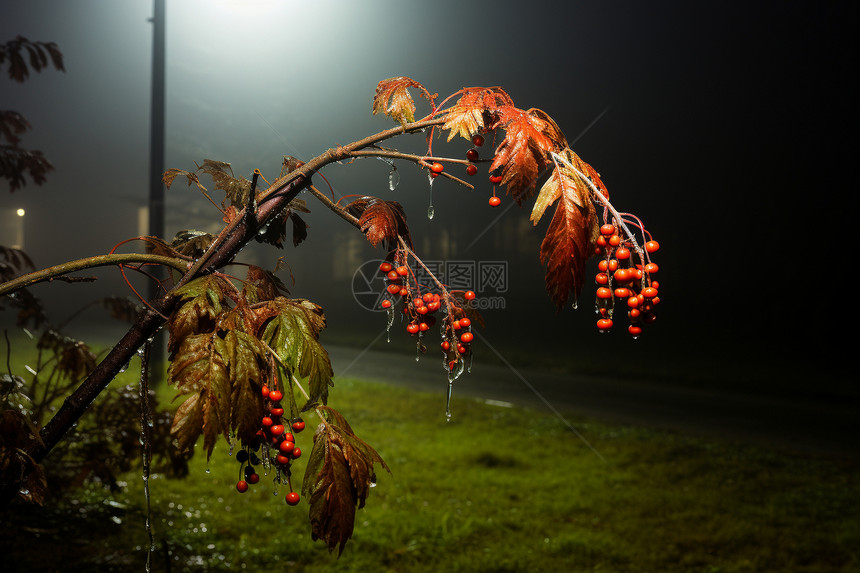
[0,253,188,297]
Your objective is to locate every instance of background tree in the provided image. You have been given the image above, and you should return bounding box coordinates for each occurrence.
[0,36,63,191]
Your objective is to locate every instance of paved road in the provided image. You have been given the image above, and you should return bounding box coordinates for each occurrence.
[326,343,859,458]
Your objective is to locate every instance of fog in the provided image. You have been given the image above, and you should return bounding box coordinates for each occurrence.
[2,0,855,392]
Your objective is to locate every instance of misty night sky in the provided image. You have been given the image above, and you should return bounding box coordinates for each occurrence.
[1,0,856,388]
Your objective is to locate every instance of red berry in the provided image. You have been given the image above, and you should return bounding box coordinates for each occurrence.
[270,407,284,416]
[261,416,273,427]
[396,265,409,276]
[276,454,291,465]
[261,385,270,398]
[430,162,444,173]
[489,175,503,185]
[387,270,400,280]
[642,287,658,298]
[645,262,659,274]
[268,390,283,402]
[419,322,430,332]
[466,164,478,176]
[627,296,641,308]
[269,424,285,436]
[464,290,476,300]
[616,247,631,260]
[489,196,501,206]
[459,317,472,327]
[466,149,479,162]
[460,332,474,343]
[457,343,467,354]
[595,272,610,285]
[387,284,402,295]
[600,224,616,236]
[596,287,612,300]
[406,323,420,334]
[472,134,485,147]
[613,268,630,283]
[283,432,295,443]
[286,491,300,506]
[596,318,613,331]
[279,440,295,454]
[441,340,450,351]
[247,473,260,484]
[609,234,622,247]
[291,421,305,432]
[236,480,249,493]
[381,299,392,309]
[614,287,631,298]
[645,240,660,253]
[379,262,393,273]
[291,447,302,459]
[628,325,643,337]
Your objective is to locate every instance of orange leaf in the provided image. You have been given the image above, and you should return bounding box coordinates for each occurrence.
[441,87,513,142]
[372,76,429,125]
[538,161,600,309]
[490,108,565,205]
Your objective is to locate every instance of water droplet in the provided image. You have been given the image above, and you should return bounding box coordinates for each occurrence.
[427,204,435,220]
[388,166,400,191]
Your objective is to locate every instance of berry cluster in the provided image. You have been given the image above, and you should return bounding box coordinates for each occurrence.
[233,384,306,506]
[593,222,661,338]
[377,260,478,374]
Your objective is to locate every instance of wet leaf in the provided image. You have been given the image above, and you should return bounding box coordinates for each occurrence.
[537,150,601,309]
[303,406,389,555]
[490,107,566,205]
[372,76,429,125]
[441,87,514,142]
[345,196,412,250]
[259,298,333,412]
[167,275,230,354]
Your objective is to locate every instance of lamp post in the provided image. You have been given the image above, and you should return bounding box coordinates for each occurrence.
[148,0,166,376]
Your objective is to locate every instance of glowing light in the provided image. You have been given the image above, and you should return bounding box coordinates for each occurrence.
[16,208,25,217]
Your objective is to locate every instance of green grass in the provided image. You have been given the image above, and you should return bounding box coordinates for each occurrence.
[2,374,858,572]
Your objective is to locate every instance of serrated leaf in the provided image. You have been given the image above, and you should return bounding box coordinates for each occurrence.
[372,76,429,125]
[303,407,389,555]
[167,332,232,458]
[224,330,267,443]
[441,87,513,142]
[259,298,333,411]
[345,196,412,250]
[167,275,230,354]
[490,107,565,205]
[537,151,600,309]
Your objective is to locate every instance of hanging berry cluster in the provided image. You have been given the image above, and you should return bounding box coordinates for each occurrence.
[233,384,306,506]
[377,253,480,379]
[593,220,661,338]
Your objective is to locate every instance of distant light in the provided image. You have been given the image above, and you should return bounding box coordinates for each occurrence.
[16,208,25,217]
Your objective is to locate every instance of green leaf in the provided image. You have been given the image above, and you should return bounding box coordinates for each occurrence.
[260,298,333,411]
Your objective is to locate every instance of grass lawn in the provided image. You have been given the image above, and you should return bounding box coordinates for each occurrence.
[2,370,858,572]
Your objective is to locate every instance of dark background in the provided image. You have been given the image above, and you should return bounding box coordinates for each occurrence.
[2,1,856,396]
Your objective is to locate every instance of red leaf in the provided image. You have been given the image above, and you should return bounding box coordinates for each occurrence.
[490,108,566,205]
[345,196,412,249]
